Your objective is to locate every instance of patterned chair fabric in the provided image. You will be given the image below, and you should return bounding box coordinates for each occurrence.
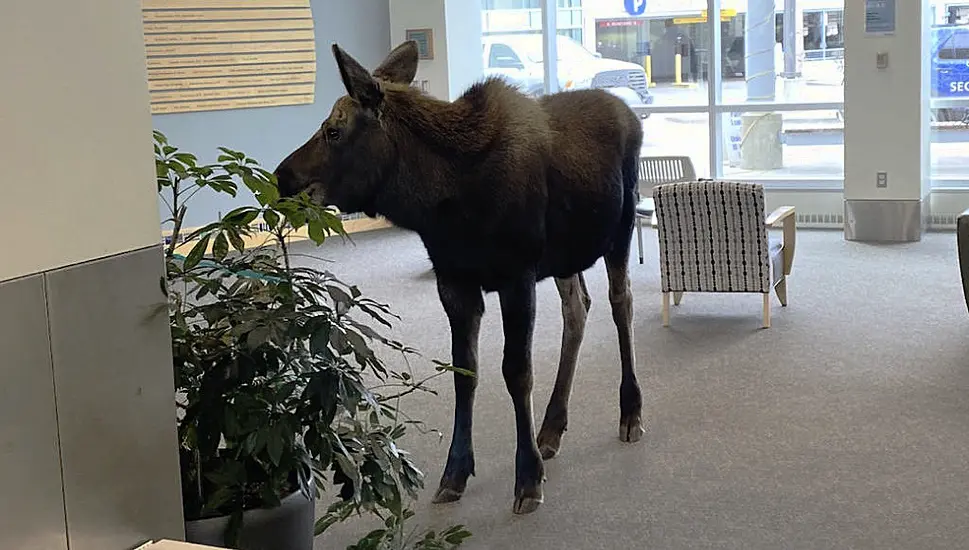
[654,180,781,294]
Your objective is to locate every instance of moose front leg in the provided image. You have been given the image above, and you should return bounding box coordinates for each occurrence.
[432,279,484,504]
[498,271,545,514]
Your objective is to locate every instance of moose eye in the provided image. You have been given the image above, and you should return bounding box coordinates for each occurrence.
[324,127,341,142]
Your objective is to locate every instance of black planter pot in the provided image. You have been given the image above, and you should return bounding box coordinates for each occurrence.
[184,490,315,550]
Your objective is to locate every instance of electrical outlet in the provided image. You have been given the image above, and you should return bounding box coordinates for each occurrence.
[876,171,888,188]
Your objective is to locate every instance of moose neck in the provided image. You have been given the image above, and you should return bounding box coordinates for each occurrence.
[369,83,500,234]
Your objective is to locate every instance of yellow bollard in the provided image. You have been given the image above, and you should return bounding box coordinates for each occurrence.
[672,52,696,88]
[644,55,654,88]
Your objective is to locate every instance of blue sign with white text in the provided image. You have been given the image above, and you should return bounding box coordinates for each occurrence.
[931,26,969,98]
[624,0,647,17]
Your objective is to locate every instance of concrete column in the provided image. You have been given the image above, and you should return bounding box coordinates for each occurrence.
[843,0,931,242]
[0,2,184,549]
[741,0,783,170]
[746,0,776,102]
[445,0,484,100]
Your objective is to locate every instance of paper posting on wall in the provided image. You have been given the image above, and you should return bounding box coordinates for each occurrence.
[864,0,896,36]
[141,0,317,114]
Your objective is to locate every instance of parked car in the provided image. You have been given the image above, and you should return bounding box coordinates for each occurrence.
[482,34,654,117]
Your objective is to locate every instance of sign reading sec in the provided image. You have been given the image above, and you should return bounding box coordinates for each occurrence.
[624,0,647,16]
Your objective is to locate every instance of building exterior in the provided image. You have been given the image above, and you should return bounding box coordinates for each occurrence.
[481,1,968,83]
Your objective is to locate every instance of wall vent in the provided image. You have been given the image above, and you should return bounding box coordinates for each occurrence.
[930,213,959,230]
[795,212,844,228]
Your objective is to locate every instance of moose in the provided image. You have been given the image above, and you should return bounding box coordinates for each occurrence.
[274,40,645,515]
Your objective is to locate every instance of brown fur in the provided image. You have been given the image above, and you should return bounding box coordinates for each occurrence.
[275,41,645,514]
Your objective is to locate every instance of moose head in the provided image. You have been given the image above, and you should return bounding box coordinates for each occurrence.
[273,41,420,215]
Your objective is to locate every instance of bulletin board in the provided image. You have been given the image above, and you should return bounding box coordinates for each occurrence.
[142,0,317,114]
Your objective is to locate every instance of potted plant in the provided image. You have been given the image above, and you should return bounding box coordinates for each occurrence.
[155,131,471,550]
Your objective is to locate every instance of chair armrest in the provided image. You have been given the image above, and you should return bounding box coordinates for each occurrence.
[766,206,795,227]
[766,206,796,277]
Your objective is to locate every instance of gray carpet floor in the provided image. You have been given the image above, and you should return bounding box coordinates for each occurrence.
[301,227,969,550]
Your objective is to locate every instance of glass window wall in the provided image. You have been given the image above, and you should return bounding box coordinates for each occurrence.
[928,2,969,187]
[481,0,846,188]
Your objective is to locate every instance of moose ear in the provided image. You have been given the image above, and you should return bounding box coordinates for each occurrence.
[332,43,382,108]
[373,41,419,85]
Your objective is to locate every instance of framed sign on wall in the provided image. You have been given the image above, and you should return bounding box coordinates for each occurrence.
[405,28,435,60]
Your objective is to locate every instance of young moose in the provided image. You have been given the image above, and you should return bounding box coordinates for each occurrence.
[274,41,645,514]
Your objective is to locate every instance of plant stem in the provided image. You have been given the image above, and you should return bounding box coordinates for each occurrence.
[166,176,183,258]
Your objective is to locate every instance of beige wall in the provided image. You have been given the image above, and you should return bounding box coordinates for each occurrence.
[390,0,450,100]
[0,0,162,282]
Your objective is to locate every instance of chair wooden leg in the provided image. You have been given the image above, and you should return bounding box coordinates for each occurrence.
[762,293,771,329]
[662,292,670,327]
[775,278,788,307]
[636,220,644,264]
[673,291,683,306]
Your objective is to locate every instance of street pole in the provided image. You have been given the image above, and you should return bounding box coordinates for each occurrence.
[541,0,558,95]
[782,0,797,78]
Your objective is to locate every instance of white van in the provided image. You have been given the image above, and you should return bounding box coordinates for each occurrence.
[482,34,654,117]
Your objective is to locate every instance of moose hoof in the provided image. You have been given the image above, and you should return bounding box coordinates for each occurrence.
[536,431,563,460]
[619,415,645,443]
[432,486,464,504]
[513,486,544,515]
[432,478,467,504]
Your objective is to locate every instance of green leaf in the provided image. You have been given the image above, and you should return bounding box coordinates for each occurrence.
[223,206,260,227]
[183,235,211,270]
[227,229,246,253]
[308,220,327,245]
[286,209,307,229]
[266,424,284,466]
[246,325,271,349]
[263,209,280,231]
[326,285,353,307]
[212,233,229,261]
[223,405,241,437]
[172,152,197,167]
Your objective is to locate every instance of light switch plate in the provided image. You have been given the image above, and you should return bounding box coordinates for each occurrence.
[876,171,888,188]
[876,52,889,69]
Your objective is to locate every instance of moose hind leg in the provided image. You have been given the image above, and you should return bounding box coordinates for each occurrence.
[537,273,591,460]
[499,271,545,514]
[604,255,645,443]
[432,279,485,504]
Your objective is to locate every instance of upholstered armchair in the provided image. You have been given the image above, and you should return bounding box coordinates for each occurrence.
[652,180,796,328]
[958,209,969,312]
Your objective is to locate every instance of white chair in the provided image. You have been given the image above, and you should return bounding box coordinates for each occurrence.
[652,180,797,329]
[635,156,697,264]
